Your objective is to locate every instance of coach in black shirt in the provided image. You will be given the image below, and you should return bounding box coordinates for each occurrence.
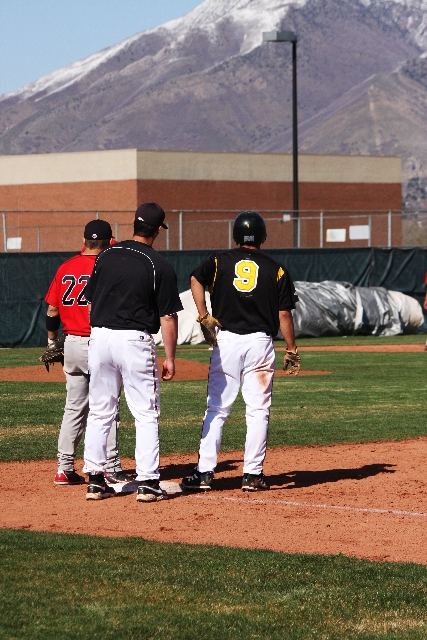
[83,203,183,502]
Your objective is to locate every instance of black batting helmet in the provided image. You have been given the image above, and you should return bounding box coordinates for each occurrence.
[233,211,267,246]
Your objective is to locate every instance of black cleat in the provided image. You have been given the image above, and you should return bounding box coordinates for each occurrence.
[86,473,116,500]
[104,470,136,484]
[181,469,214,492]
[136,480,167,502]
[242,473,270,492]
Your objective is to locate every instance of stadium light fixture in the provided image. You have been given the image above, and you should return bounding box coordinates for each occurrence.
[263,30,299,248]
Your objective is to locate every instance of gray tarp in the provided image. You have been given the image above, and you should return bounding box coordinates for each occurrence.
[290,281,423,338]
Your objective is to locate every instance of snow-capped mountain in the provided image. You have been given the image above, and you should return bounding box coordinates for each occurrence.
[1,0,427,204]
[2,0,426,103]
[1,0,302,103]
[1,0,305,104]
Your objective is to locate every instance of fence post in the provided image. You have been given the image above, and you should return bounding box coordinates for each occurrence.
[96,211,99,220]
[2,211,7,253]
[115,222,119,242]
[179,211,183,251]
[388,211,392,248]
[319,211,323,248]
[368,215,372,248]
[37,227,40,253]
[228,220,232,249]
[166,225,170,251]
[297,217,301,248]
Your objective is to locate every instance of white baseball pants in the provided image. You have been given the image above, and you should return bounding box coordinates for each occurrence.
[58,334,120,472]
[84,327,160,481]
[198,330,275,476]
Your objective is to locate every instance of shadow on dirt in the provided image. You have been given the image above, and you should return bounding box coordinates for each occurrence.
[138,460,395,492]
[204,462,396,492]
[271,463,396,489]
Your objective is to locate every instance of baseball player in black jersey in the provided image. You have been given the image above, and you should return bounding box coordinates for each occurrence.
[83,203,183,501]
[182,211,299,492]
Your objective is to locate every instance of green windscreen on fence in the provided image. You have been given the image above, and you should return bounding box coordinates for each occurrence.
[1,247,426,348]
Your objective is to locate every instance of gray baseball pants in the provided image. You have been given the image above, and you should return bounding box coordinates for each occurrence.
[57,334,121,472]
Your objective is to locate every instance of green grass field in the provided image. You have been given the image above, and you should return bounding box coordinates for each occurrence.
[0,332,425,368]
[1,347,427,461]
[1,529,427,640]
[1,338,427,638]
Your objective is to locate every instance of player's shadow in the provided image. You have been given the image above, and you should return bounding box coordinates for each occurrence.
[268,463,395,490]
[126,461,394,491]
[212,462,395,491]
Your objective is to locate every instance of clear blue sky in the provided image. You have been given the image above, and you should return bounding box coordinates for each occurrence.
[0,0,204,95]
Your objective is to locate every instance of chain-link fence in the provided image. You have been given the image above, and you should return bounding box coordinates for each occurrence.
[2,209,427,252]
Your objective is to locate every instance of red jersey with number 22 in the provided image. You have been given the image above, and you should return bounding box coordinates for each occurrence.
[45,254,96,336]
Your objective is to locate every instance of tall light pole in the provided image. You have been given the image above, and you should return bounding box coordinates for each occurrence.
[262,30,299,248]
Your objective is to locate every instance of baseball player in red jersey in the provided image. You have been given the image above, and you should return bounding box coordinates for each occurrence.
[182,211,299,492]
[44,220,128,486]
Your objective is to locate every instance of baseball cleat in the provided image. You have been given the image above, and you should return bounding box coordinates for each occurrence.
[242,473,270,492]
[54,469,85,485]
[181,469,214,491]
[86,474,116,500]
[104,470,136,484]
[136,480,168,502]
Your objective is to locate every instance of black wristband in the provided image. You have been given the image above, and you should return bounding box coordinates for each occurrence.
[46,314,60,331]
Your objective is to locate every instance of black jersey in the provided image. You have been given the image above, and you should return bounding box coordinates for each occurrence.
[84,240,183,334]
[191,248,298,336]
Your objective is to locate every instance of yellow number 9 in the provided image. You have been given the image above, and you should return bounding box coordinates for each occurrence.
[233,260,259,292]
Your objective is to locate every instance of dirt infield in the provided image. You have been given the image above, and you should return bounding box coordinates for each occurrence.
[1,438,427,565]
[0,359,211,383]
[0,360,330,382]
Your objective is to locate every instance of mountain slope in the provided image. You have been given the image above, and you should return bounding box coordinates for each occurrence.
[291,55,427,206]
[1,0,426,204]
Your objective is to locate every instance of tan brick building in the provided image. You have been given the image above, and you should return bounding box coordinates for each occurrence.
[0,149,402,251]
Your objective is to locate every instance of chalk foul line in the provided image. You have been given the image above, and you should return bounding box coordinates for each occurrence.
[192,494,427,518]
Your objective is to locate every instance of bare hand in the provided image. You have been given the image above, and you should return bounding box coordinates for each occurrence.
[161,357,175,381]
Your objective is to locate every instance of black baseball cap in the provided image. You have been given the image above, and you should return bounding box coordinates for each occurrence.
[84,219,113,240]
[135,202,168,229]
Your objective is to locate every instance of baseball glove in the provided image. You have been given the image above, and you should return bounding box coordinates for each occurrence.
[283,349,301,376]
[39,335,66,372]
[197,312,221,347]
